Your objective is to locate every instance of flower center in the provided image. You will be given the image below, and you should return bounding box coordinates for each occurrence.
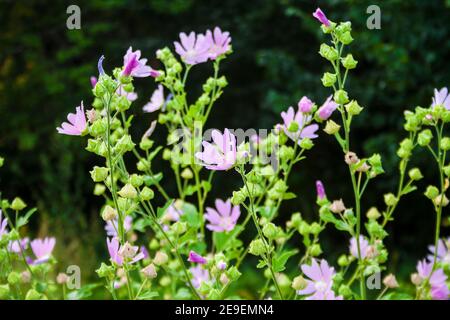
[314,280,327,292]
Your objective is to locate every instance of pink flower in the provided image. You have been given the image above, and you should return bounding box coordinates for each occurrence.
[0,210,8,237]
[432,87,450,110]
[8,238,29,254]
[298,259,343,300]
[298,96,314,113]
[315,180,326,200]
[427,237,450,264]
[122,47,158,78]
[349,236,370,259]
[116,85,138,102]
[163,202,184,222]
[143,85,164,113]
[204,27,231,60]
[106,237,145,266]
[30,237,56,264]
[174,32,210,65]
[105,216,133,237]
[195,129,237,171]
[280,106,319,142]
[205,199,240,232]
[312,8,330,27]
[317,95,338,120]
[188,251,207,264]
[417,259,450,300]
[90,76,97,88]
[190,266,210,289]
[57,102,87,136]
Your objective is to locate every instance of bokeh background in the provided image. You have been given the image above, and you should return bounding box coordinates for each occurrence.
[1,0,450,295]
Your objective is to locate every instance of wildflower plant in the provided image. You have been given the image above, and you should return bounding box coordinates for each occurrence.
[1,8,447,301]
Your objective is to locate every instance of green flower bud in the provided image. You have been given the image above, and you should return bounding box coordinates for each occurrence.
[321,72,337,87]
[291,213,302,228]
[181,168,193,180]
[101,205,118,221]
[384,193,398,206]
[96,262,115,279]
[0,157,4,168]
[339,31,353,45]
[25,289,42,300]
[7,272,21,285]
[262,223,278,239]
[339,285,353,298]
[444,165,450,177]
[89,119,107,137]
[288,121,299,133]
[345,100,363,116]
[298,221,310,235]
[279,145,295,161]
[115,135,135,155]
[172,221,187,235]
[334,90,349,105]
[137,159,150,172]
[291,275,307,290]
[139,138,154,151]
[408,168,423,181]
[310,222,322,235]
[299,138,314,150]
[425,185,439,200]
[129,174,144,188]
[118,183,138,199]
[366,207,381,220]
[337,254,350,267]
[310,244,322,257]
[231,190,246,205]
[342,54,358,69]
[261,165,275,177]
[11,197,26,211]
[249,239,266,256]
[441,137,450,151]
[217,76,228,88]
[162,149,171,160]
[94,183,106,196]
[319,44,338,61]
[90,166,109,182]
[140,187,154,201]
[418,129,433,147]
[0,284,10,299]
[149,239,159,250]
[323,120,341,135]
[227,266,242,281]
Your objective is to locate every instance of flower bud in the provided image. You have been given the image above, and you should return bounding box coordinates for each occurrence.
[0,284,10,299]
[119,242,138,259]
[21,271,31,284]
[298,221,310,235]
[319,44,338,61]
[11,197,26,211]
[310,244,322,257]
[342,54,358,69]
[181,168,193,180]
[231,190,246,205]
[262,223,278,239]
[162,149,171,160]
[330,199,346,213]
[424,185,439,199]
[25,289,42,300]
[411,273,422,286]
[101,205,118,221]
[115,135,135,155]
[141,263,157,279]
[249,239,266,256]
[408,168,423,181]
[140,187,154,201]
[366,207,381,220]
[118,183,138,199]
[337,254,350,267]
[433,194,449,207]
[441,137,450,151]
[383,274,399,288]
[89,118,107,137]
[130,174,144,188]
[321,72,337,87]
[324,120,341,135]
[94,184,106,196]
[345,152,359,165]
[153,251,168,266]
[291,275,307,290]
[345,100,363,116]
[56,273,68,285]
[90,166,109,182]
[298,96,314,113]
[384,193,398,206]
[418,129,433,147]
[172,221,187,235]
[7,272,21,285]
[227,266,242,281]
[334,90,349,105]
[299,138,314,150]
[219,273,229,285]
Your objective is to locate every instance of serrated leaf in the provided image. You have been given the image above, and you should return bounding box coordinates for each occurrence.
[272,249,298,272]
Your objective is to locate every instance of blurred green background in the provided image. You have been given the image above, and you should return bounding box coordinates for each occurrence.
[1,0,450,294]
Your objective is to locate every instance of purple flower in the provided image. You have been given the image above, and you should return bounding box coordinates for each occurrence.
[57,102,87,136]
[98,55,105,76]
[188,251,207,264]
[298,96,314,113]
[90,76,97,88]
[417,259,449,300]
[427,237,450,264]
[195,129,237,171]
[432,87,450,110]
[174,32,210,65]
[122,47,157,78]
[280,106,319,142]
[105,216,133,237]
[143,85,165,113]
[312,8,330,27]
[0,210,8,238]
[8,238,29,254]
[297,259,343,300]
[317,95,338,120]
[204,27,231,60]
[189,266,211,289]
[315,180,326,200]
[349,236,370,259]
[205,199,240,232]
[163,202,184,222]
[30,237,56,264]
[116,85,138,102]
[106,237,145,266]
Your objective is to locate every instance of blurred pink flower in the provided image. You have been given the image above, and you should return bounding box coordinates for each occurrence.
[105,216,133,237]
[190,266,210,289]
[143,85,165,113]
[116,85,138,102]
[205,199,240,232]
[349,236,370,259]
[174,32,210,65]
[163,203,184,222]
[188,251,207,264]
[315,180,326,200]
[8,238,29,254]
[106,237,144,266]
[90,76,97,88]
[427,237,450,264]
[122,47,158,78]
[317,95,338,120]
[205,27,231,60]
[312,8,330,27]
[298,96,314,113]
[30,237,56,264]
[195,129,237,170]
[280,106,319,142]
[417,259,450,300]
[0,210,8,237]
[297,259,342,300]
[432,87,450,110]
[57,102,87,136]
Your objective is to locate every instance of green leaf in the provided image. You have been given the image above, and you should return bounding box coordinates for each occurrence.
[283,192,297,200]
[272,249,298,272]
[16,208,37,229]
[180,202,200,228]
[67,283,102,300]
[144,172,163,186]
[147,146,163,161]
[213,226,243,252]
[136,290,159,300]
[402,184,417,195]
[256,259,267,268]
[184,184,200,196]
[157,199,174,219]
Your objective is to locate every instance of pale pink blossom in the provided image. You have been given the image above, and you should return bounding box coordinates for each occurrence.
[143,85,164,113]
[0,210,8,238]
[174,32,210,65]
[122,47,158,78]
[57,102,87,136]
[30,237,56,264]
[107,237,145,266]
[195,129,237,170]
[317,95,338,120]
[280,106,319,142]
[204,27,231,60]
[205,199,240,232]
[432,87,450,110]
[190,266,211,289]
[349,236,370,259]
[105,216,133,237]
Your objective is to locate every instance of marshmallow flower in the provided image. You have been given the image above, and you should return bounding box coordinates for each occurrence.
[315,180,327,200]
[190,266,211,289]
[0,210,8,238]
[205,199,240,232]
[56,102,87,136]
[280,105,319,142]
[30,237,56,265]
[416,259,450,300]
[174,32,210,65]
[195,129,237,171]
[317,95,339,120]
[205,27,231,60]
[312,8,330,27]
[427,237,450,264]
[297,259,343,300]
[107,237,145,266]
[432,87,450,110]
[188,251,207,264]
[122,47,158,78]
[143,85,165,113]
[105,216,133,237]
[349,235,370,259]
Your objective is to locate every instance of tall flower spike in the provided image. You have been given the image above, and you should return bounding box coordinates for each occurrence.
[174,31,210,65]
[56,102,87,136]
[312,8,330,27]
[205,199,240,232]
[195,129,237,171]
